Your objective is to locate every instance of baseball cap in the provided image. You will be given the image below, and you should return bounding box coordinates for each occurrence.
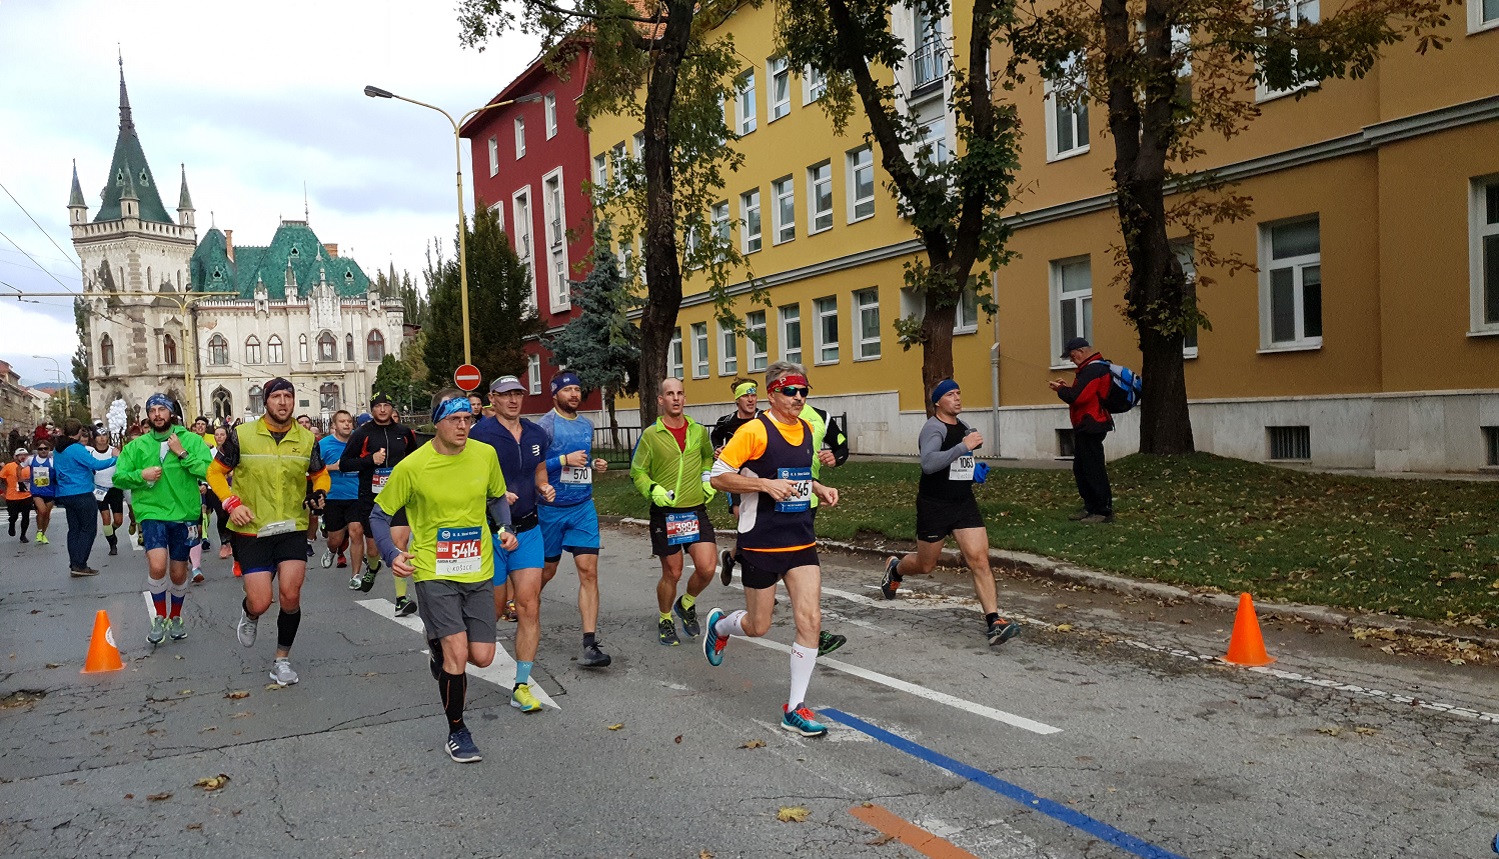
[490,375,526,394]
[1060,337,1090,359]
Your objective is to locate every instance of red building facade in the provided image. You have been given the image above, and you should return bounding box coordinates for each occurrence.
[461,47,599,415]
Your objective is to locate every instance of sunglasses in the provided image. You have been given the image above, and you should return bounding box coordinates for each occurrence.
[774,385,810,398]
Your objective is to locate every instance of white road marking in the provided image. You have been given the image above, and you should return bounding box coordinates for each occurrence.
[355,598,559,710]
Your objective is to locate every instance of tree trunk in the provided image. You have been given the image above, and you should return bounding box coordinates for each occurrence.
[606,388,620,450]
[919,298,958,417]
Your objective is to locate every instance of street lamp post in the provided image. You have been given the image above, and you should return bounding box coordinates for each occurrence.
[32,354,67,421]
[364,85,542,368]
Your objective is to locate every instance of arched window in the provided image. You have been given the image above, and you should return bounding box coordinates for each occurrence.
[367,329,386,362]
[298,334,309,363]
[211,387,233,422]
[267,335,284,364]
[245,335,262,364]
[319,382,340,413]
[317,331,337,362]
[162,334,178,365]
[100,334,115,369]
[345,333,355,361]
[208,334,229,366]
[248,385,264,415]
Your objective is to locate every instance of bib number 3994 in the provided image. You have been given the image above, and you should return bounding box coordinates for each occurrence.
[948,454,975,481]
[435,526,483,578]
[665,511,701,546]
[561,465,593,485]
[775,467,812,513]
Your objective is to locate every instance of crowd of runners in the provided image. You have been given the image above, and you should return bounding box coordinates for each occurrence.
[4,361,1030,765]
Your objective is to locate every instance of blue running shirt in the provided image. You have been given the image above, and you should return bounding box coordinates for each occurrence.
[318,435,359,501]
[536,409,595,507]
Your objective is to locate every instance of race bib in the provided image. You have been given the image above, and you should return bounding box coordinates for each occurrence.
[32,466,49,487]
[93,487,108,501]
[371,467,393,495]
[948,454,975,481]
[775,467,812,513]
[159,441,171,463]
[665,511,701,546]
[435,526,483,578]
[257,519,297,537]
[561,465,593,485]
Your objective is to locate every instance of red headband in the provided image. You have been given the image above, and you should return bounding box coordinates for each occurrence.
[771,374,809,392]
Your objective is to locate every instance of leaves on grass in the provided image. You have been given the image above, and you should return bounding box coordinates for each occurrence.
[193,774,230,791]
[224,690,250,700]
[147,792,172,802]
[776,806,810,823]
[740,739,766,749]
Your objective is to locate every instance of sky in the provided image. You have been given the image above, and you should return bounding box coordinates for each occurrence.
[0,0,540,386]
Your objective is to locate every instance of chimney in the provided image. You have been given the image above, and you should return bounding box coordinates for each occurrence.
[224,229,235,262]
[323,243,339,258]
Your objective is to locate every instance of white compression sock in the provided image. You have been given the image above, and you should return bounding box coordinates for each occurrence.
[713,609,748,639]
[788,642,818,711]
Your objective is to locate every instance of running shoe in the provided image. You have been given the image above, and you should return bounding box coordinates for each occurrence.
[168,617,188,641]
[880,556,902,600]
[580,641,612,668]
[305,541,314,559]
[201,537,211,550]
[35,533,48,545]
[191,568,205,584]
[320,549,334,569]
[658,617,680,646]
[703,608,728,666]
[781,703,829,737]
[218,543,232,560]
[347,575,362,591]
[510,683,542,713]
[817,631,847,656]
[336,552,347,568]
[719,550,735,586]
[268,658,299,686]
[236,611,258,647]
[503,599,518,622]
[128,521,136,536]
[357,558,380,593]
[986,617,1021,646]
[673,596,700,638]
[446,728,482,763]
[108,544,118,556]
[18,534,26,543]
[394,595,417,617]
[147,615,167,644]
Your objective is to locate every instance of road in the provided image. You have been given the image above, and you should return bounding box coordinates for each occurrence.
[2,521,1497,858]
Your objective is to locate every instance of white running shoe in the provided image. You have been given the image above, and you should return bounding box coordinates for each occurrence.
[268,658,299,686]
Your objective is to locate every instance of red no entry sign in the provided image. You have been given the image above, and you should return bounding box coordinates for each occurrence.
[454,363,482,392]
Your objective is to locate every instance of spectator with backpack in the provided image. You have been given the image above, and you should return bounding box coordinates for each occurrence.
[1049,337,1124,524]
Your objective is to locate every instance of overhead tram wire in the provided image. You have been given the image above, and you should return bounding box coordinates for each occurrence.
[0,227,78,294]
[0,179,80,264]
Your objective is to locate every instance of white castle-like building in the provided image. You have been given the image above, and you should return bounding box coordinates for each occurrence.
[70,63,403,425]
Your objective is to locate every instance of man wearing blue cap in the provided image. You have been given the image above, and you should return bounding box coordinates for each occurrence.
[880,379,1019,647]
[1049,337,1115,524]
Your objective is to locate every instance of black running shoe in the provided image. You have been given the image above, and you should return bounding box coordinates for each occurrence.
[719,550,735,587]
[817,630,846,656]
[987,617,1021,646]
[580,641,612,668]
[658,617,680,646]
[673,596,700,638]
[880,556,902,600]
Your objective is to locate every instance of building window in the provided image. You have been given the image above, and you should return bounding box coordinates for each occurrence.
[207,334,228,367]
[1268,426,1312,461]
[1051,256,1093,363]
[768,56,791,121]
[1484,426,1499,467]
[741,189,762,254]
[267,335,284,364]
[803,64,826,103]
[320,382,340,413]
[1472,0,1499,31]
[912,2,944,88]
[609,142,626,181]
[814,296,839,364]
[633,131,645,160]
[162,333,178,365]
[248,385,263,416]
[779,304,802,364]
[735,71,757,135]
[692,322,709,378]
[808,162,833,234]
[1045,54,1089,161]
[488,136,499,177]
[513,189,534,292]
[954,286,979,334]
[848,146,875,222]
[318,331,337,362]
[514,116,526,158]
[544,93,557,138]
[1258,0,1322,101]
[772,176,795,244]
[346,333,355,361]
[1173,239,1200,357]
[527,353,541,394]
[1471,178,1499,333]
[367,330,386,362]
[668,328,684,380]
[594,154,609,188]
[1260,217,1322,349]
[746,311,768,371]
[245,335,262,364]
[711,201,730,257]
[855,288,881,360]
[299,334,309,363]
[211,387,233,423]
[719,322,738,375]
[99,334,115,369]
[543,171,569,309]
[916,103,950,170]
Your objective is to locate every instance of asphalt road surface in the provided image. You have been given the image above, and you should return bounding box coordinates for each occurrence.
[2,521,1497,858]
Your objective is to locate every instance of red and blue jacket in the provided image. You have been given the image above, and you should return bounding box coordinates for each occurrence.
[1056,353,1115,434]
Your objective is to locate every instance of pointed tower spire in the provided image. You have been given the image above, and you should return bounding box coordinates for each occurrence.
[177,164,193,210]
[68,160,89,227]
[118,50,134,133]
[96,53,171,223]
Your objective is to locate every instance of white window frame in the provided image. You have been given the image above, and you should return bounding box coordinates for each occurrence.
[1471,0,1499,32]
[544,93,558,138]
[746,310,768,371]
[711,201,730,256]
[488,136,499,177]
[542,170,568,312]
[488,201,504,233]
[527,353,542,394]
[633,131,646,160]
[691,322,710,378]
[854,288,881,360]
[741,189,762,254]
[847,146,875,223]
[768,56,791,121]
[772,175,796,245]
[1472,177,1499,334]
[954,285,979,335]
[668,328,684,379]
[808,161,833,234]
[1173,239,1200,357]
[736,71,757,135]
[1258,216,1323,351]
[511,186,536,299]
[814,296,839,365]
[719,321,738,376]
[1256,0,1322,102]
[910,3,945,89]
[1043,55,1089,162]
[779,303,803,364]
[593,154,609,189]
[514,116,526,159]
[802,64,827,104]
[610,142,626,182]
[1050,256,1093,368]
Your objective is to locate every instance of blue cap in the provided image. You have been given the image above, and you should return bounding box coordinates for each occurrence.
[551,371,582,397]
[930,379,960,406]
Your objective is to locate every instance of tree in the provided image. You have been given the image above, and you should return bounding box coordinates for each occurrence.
[372,354,430,418]
[1006,0,1449,454]
[547,225,641,445]
[422,204,545,385]
[777,0,1022,414]
[376,263,430,329]
[70,296,91,416]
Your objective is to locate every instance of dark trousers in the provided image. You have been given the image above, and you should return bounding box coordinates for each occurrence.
[7,498,30,537]
[56,493,98,568]
[1072,431,1112,516]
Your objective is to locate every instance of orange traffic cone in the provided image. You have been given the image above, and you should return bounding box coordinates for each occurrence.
[81,610,125,673]
[1223,593,1275,666]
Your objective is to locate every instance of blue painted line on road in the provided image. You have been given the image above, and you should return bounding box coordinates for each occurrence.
[822,708,1192,859]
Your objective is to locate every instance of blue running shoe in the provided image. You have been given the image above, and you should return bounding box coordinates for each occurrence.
[446,728,482,763]
[703,607,728,666]
[781,703,829,737]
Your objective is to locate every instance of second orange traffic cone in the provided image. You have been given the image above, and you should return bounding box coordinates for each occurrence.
[81,610,125,673]
[1223,593,1275,667]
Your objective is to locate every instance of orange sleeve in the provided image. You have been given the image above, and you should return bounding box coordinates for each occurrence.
[206,458,234,501]
[716,419,768,471]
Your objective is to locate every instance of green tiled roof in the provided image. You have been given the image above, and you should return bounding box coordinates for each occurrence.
[93,68,173,225]
[189,223,374,299]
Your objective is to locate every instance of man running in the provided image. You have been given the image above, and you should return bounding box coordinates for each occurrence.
[27,438,56,545]
[88,430,125,556]
[704,361,839,737]
[114,394,212,644]
[370,389,516,763]
[52,421,117,577]
[340,390,419,615]
[880,379,1020,646]
[710,379,759,521]
[537,372,612,668]
[630,378,716,647]
[317,410,361,573]
[207,377,329,686]
[2,448,30,542]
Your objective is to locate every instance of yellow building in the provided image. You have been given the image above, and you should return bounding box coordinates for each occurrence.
[590,1,1499,472]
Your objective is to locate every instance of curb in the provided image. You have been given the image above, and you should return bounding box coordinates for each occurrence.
[603,515,1499,649]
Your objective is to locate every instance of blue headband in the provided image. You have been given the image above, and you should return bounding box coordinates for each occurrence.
[931,379,960,406]
[146,393,174,412]
[551,371,581,397]
[431,397,474,426]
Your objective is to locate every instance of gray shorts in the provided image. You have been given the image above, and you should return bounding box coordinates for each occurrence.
[414,579,497,643]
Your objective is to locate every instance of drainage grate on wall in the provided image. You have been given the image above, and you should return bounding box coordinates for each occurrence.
[1484,427,1499,467]
[1056,428,1075,459]
[1267,425,1311,461]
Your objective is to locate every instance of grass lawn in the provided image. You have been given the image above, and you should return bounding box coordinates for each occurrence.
[591,453,1499,629]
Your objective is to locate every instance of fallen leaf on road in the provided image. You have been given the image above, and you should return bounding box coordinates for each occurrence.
[193,774,230,792]
[1355,727,1377,736]
[263,684,283,692]
[699,851,714,859]
[1316,726,1342,737]
[178,689,193,695]
[124,793,134,799]
[867,834,897,846]
[607,723,624,731]
[674,735,683,744]
[740,739,766,749]
[224,691,250,700]
[776,806,810,823]
[231,712,252,719]
[186,823,203,831]
[45,663,61,669]
[199,726,217,733]
[147,792,172,802]
[1054,623,1074,632]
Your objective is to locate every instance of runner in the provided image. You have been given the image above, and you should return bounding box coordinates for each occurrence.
[340,391,419,618]
[123,424,146,547]
[537,372,612,668]
[369,389,516,762]
[206,377,329,686]
[113,394,213,644]
[295,415,321,558]
[467,375,555,713]
[317,410,364,581]
[88,430,124,556]
[27,438,56,545]
[629,378,717,647]
[704,361,839,737]
[880,379,1020,646]
[710,379,760,521]
[2,448,30,542]
[52,420,117,577]
[203,425,234,560]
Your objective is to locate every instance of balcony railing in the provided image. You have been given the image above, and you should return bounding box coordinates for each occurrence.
[911,39,943,89]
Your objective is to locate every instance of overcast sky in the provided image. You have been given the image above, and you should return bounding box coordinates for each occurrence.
[0,0,539,386]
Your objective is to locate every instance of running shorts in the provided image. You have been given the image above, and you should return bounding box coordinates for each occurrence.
[415,579,497,643]
[141,519,199,563]
[229,531,307,576]
[735,546,819,590]
[493,525,544,584]
[539,502,600,561]
[322,499,358,534]
[353,498,407,529]
[648,504,716,557]
[915,494,985,543]
[96,488,124,514]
